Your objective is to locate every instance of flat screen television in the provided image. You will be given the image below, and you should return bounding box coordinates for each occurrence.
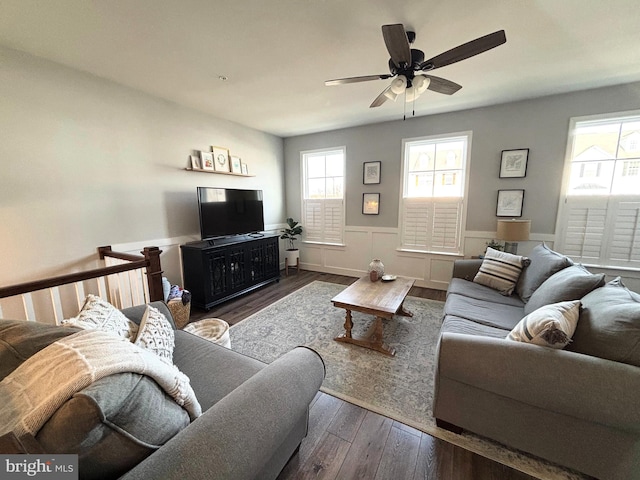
[197,187,265,239]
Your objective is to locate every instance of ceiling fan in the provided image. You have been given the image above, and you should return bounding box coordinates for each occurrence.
[325,24,506,109]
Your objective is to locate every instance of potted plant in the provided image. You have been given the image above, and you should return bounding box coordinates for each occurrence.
[280,217,303,266]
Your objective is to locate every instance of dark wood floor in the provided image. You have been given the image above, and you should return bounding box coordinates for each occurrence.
[191,271,536,480]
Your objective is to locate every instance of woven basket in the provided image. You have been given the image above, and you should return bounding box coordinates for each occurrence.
[167,299,191,329]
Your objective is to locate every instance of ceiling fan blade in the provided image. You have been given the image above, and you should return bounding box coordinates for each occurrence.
[424,75,462,95]
[382,24,411,68]
[370,86,392,108]
[420,30,506,71]
[325,74,392,86]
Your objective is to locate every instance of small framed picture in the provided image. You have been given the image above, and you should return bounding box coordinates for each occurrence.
[199,151,214,171]
[230,156,242,174]
[190,155,201,170]
[212,146,230,172]
[500,149,529,178]
[497,189,525,217]
[363,161,381,184]
[362,193,380,215]
[240,163,248,175]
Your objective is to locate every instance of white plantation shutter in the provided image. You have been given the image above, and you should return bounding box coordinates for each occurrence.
[609,200,640,265]
[303,199,344,244]
[402,199,430,248]
[559,197,607,263]
[401,198,463,253]
[558,196,640,267]
[303,200,323,242]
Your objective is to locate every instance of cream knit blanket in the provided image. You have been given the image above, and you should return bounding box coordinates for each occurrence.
[0,330,202,437]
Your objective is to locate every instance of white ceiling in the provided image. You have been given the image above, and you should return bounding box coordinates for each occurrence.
[2,0,640,137]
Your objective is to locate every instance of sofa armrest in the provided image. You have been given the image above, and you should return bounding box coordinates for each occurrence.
[451,259,483,281]
[120,346,325,480]
[435,333,640,432]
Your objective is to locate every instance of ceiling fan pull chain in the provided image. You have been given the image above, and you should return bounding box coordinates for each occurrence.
[403,90,407,121]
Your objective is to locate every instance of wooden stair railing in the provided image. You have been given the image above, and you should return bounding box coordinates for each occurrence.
[0,246,164,323]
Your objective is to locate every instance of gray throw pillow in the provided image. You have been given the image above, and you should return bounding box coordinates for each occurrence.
[0,320,80,381]
[523,265,605,315]
[37,373,190,480]
[516,243,573,303]
[567,277,640,367]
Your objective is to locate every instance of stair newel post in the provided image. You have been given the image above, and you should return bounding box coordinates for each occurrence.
[142,246,164,302]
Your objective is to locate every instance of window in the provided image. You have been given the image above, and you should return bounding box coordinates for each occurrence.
[556,112,640,267]
[302,147,345,244]
[400,132,471,254]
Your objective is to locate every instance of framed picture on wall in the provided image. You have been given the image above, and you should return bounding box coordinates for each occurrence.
[212,146,230,172]
[241,163,248,175]
[496,189,525,217]
[362,193,380,215]
[199,151,214,171]
[363,161,381,184]
[230,156,242,174]
[500,148,529,178]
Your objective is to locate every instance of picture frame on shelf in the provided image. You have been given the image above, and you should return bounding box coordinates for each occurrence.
[190,155,201,170]
[499,148,529,178]
[362,193,380,215]
[230,155,242,174]
[241,163,248,175]
[212,146,230,172]
[199,151,214,171]
[496,189,525,217]
[363,161,381,184]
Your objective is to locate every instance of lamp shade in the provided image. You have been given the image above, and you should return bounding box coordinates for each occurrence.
[496,219,531,241]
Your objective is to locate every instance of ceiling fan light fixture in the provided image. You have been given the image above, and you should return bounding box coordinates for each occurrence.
[413,75,430,94]
[405,86,418,102]
[390,75,407,95]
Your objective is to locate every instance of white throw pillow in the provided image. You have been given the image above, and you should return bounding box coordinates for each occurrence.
[134,305,175,364]
[473,247,530,296]
[62,294,138,340]
[507,300,581,349]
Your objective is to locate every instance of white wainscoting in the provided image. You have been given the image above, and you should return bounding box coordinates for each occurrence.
[299,228,558,291]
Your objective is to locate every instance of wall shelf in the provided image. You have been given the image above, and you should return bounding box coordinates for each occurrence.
[185,167,254,177]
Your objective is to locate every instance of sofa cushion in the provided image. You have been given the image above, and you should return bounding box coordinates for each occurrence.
[36,373,190,480]
[473,247,530,295]
[447,278,525,307]
[516,243,573,303]
[0,320,80,381]
[523,265,606,315]
[507,300,581,349]
[133,305,175,365]
[62,294,138,340]
[441,315,511,339]
[444,293,524,330]
[568,277,640,367]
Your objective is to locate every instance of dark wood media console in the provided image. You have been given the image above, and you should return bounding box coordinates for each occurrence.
[181,234,280,311]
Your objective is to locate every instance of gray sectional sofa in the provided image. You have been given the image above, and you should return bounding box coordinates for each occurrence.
[0,302,326,480]
[433,244,640,480]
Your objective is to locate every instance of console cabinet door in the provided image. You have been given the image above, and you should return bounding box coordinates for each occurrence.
[182,235,280,310]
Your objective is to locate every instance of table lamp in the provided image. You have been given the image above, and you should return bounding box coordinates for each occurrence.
[496,219,531,254]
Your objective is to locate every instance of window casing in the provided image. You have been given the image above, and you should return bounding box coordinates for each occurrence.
[301,147,345,244]
[399,132,471,254]
[556,112,640,267]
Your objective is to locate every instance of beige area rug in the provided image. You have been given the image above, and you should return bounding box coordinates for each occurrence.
[229,281,586,480]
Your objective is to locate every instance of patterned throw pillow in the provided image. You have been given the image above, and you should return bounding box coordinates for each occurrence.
[134,305,175,364]
[62,294,138,340]
[473,247,530,295]
[507,300,581,349]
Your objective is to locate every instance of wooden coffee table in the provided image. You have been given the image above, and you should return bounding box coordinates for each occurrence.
[331,276,415,356]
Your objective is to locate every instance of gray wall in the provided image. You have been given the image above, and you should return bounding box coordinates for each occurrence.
[284,81,640,236]
[0,46,285,286]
